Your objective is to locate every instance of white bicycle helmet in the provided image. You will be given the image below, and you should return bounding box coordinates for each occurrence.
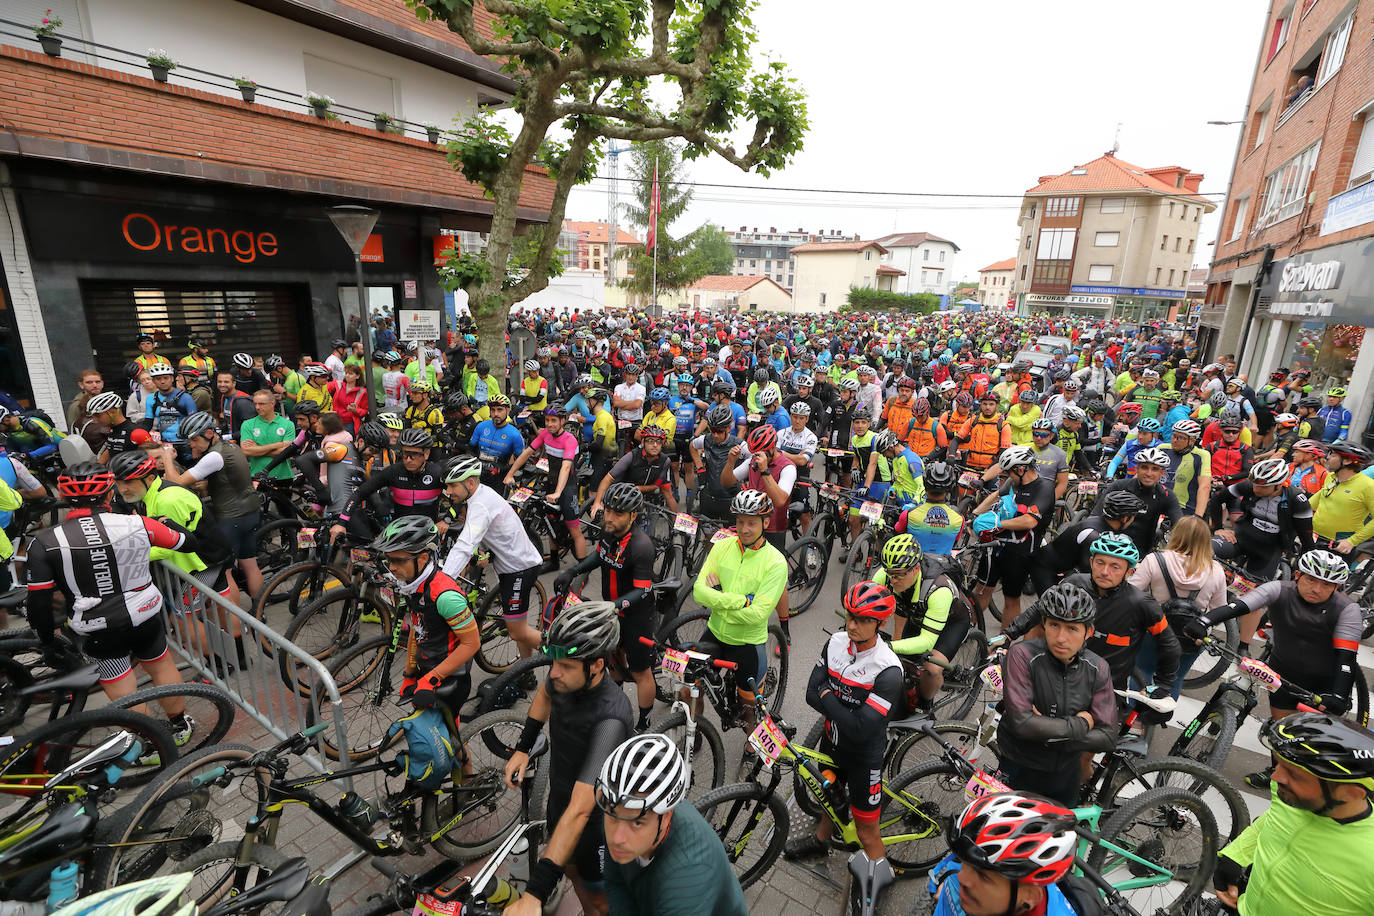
[1134,447,1170,468]
[1296,549,1350,585]
[757,387,780,408]
[523,359,540,372]
[840,378,860,392]
[148,363,174,378]
[232,352,253,370]
[998,445,1035,470]
[85,391,125,415]
[596,733,688,816]
[1250,457,1289,486]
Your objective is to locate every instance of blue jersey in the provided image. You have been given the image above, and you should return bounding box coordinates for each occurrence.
[470,419,524,465]
[564,393,592,440]
[763,408,791,432]
[928,855,1079,916]
[904,501,962,555]
[1318,404,1351,442]
[1160,403,1191,441]
[727,400,747,429]
[668,395,698,436]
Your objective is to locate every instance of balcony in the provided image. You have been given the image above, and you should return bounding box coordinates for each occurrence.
[0,43,553,221]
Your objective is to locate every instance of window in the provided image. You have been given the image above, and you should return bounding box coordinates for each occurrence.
[1100,197,1125,213]
[1256,142,1321,228]
[1154,267,1162,284]
[1045,197,1080,217]
[592,259,601,270]
[1349,116,1374,189]
[923,249,930,261]
[1168,202,1175,217]
[820,293,827,306]
[1250,107,1270,152]
[921,270,928,283]
[1168,269,1176,286]
[1195,208,1201,222]
[1227,197,1250,242]
[1025,235,1032,250]
[865,250,872,260]
[1094,231,1120,247]
[776,274,782,283]
[764,260,771,270]
[750,259,756,267]
[1318,14,1354,86]
[1175,237,1182,252]
[934,272,943,285]
[788,274,794,286]
[1037,228,1077,259]
[1161,235,1169,250]
[1266,14,1290,64]
[1181,206,1188,220]
[1088,264,1113,282]
[1188,239,1195,253]
[939,251,946,263]
[1021,265,1027,280]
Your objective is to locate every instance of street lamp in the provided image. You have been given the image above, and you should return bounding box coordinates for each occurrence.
[328,204,380,416]
[1206,120,1244,125]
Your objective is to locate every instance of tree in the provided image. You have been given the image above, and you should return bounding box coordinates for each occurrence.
[620,141,697,298]
[843,288,940,314]
[414,0,808,375]
[682,225,736,277]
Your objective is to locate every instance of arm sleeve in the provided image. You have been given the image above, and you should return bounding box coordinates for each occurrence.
[24,541,57,640]
[1143,596,1181,688]
[186,449,225,481]
[816,666,903,746]
[899,587,952,655]
[693,541,748,615]
[576,718,631,787]
[142,515,197,552]
[440,499,491,579]
[341,462,395,520]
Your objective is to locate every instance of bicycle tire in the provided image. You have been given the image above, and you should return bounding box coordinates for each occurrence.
[802,510,838,559]
[654,607,789,711]
[784,537,828,615]
[883,720,981,783]
[252,557,353,625]
[1102,755,1250,844]
[0,653,35,732]
[792,718,829,819]
[280,585,394,697]
[109,682,236,755]
[648,708,725,796]
[877,759,972,870]
[840,530,877,597]
[1170,702,1239,772]
[1087,785,1219,916]
[424,707,546,860]
[313,636,405,761]
[927,629,991,721]
[176,841,292,909]
[89,743,260,891]
[693,780,788,890]
[475,654,551,716]
[0,707,177,791]
[253,517,308,580]
[1350,663,1370,728]
[1181,618,1239,690]
[473,576,547,675]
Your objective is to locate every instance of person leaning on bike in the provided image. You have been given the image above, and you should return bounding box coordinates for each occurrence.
[556,482,659,732]
[787,581,903,914]
[926,792,1087,916]
[874,534,969,707]
[373,516,480,712]
[597,733,748,916]
[1185,548,1363,789]
[996,582,1117,806]
[689,402,743,520]
[1206,713,1374,916]
[1212,456,1314,580]
[505,600,633,916]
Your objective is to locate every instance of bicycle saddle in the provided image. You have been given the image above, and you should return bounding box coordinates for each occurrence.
[885,711,936,731]
[20,663,100,697]
[649,578,682,594]
[200,858,316,916]
[43,731,138,789]
[0,803,93,871]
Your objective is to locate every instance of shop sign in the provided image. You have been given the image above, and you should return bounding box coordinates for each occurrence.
[1277,259,1342,294]
[404,280,418,299]
[1257,238,1374,325]
[1321,181,1374,236]
[1070,284,1185,300]
[1026,294,1114,306]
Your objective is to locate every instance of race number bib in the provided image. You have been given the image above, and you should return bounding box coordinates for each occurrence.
[534,457,550,473]
[826,448,846,458]
[1076,481,1098,498]
[517,410,531,420]
[748,717,789,768]
[859,501,883,522]
[980,665,1004,697]
[673,513,699,536]
[1229,573,1257,596]
[617,418,632,429]
[1239,658,1281,691]
[509,487,533,505]
[711,526,736,543]
[747,414,761,424]
[963,768,1011,802]
[660,647,690,680]
[296,527,317,549]
[351,548,370,566]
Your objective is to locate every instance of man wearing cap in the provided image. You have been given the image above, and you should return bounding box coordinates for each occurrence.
[324,339,348,384]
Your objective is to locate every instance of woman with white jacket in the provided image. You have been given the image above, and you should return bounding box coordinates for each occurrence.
[1128,515,1228,698]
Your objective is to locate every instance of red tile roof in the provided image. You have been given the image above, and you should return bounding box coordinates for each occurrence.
[873,231,960,252]
[690,275,784,292]
[876,265,906,276]
[1027,153,1209,201]
[979,258,1017,272]
[790,239,887,255]
[564,221,642,245]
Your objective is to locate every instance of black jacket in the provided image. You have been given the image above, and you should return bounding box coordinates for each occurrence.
[997,638,1117,774]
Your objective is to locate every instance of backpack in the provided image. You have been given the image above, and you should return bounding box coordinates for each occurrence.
[386,706,456,790]
[1155,553,1203,630]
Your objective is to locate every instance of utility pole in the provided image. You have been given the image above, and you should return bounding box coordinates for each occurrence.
[605,143,627,289]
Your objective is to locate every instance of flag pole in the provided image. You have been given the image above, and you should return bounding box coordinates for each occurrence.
[651,156,659,318]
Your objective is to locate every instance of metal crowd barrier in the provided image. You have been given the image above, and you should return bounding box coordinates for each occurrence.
[152,561,352,783]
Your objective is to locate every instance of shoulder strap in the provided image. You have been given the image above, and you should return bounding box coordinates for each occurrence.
[1156,552,1180,601]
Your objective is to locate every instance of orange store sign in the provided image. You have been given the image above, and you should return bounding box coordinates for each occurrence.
[122,212,279,264]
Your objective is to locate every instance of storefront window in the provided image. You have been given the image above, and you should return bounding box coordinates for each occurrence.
[1282,320,1364,389]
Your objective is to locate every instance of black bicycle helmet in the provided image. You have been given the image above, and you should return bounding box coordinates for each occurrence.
[476,359,491,375]
[543,599,620,660]
[754,368,771,384]
[1217,410,1244,430]
[604,481,645,514]
[123,360,142,380]
[398,428,431,449]
[1260,712,1374,792]
[109,449,158,481]
[178,412,216,440]
[444,392,469,413]
[922,461,957,493]
[294,400,321,417]
[1037,582,1097,625]
[371,516,439,554]
[1101,490,1146,520]
[711,379,736,396]
[358,422,391,451]
[1297,395,1322,410]
[1329,439,1372,469]
[706,403,735,430]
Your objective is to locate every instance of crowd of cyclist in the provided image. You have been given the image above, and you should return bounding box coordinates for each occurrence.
[7,306,1374,916]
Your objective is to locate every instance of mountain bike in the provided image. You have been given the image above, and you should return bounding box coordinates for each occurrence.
[803,479,861,561]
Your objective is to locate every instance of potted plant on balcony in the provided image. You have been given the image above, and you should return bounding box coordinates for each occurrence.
[374,112,394,133]
[424,123,441,144]
[145,49,177,83]
[233,77,257,103]
[34,9,62,57]
[306,91,334,119]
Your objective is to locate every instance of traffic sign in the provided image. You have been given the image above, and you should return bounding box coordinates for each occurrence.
[399,309,441,341]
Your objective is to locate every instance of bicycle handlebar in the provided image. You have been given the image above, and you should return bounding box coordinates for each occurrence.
[637,636,738,669]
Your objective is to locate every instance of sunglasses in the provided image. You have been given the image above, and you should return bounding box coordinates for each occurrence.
[401,450,427,459]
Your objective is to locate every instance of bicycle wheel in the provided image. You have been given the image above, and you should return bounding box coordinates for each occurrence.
[877,759,971,870]
[927,629,991,721]
[424,707,544,860]
[280,586,393,696]
[654,607,788,711]
[252,558,353,625]
[1181,618,1239,690]
[176,841,292,909]
[0,708,177,791]
[693,780,788,889]
[883,720,982,782]
[1170,702,1239,772]
[1103,755,1250,844]
[803,510,839,559]
[254,517,307,580]
[840,530,877,597]
[475,654,552,716]
[317,636,405,761]
[90,743,261,891]
[784,537,828,615]
[1350,664,1370,728]
[652,605,714,705]
[792,718,829,819]
[762,623,789,710]
[648,708,725,796]
[0,653,35,732]
[473,577,547,675]
[1086,786,1219,916]
[110,682,236,755]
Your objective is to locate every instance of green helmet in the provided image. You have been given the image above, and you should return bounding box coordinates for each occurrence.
[1089,532,1139,566]
[880,534,921,573]
[443,456,482,484]
[371,516,439,555]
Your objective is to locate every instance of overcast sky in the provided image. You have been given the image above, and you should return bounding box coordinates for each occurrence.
[562,0,1267,282]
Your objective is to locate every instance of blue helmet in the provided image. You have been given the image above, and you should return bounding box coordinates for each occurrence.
[1137,417,1162,432]
[677,373,694,385]
[649,387,669,401]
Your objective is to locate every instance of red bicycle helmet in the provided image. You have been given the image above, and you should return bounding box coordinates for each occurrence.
[949,793,1078,886]
[57,461,115,501]
[747,425,778,453]
[842,580,895,620]
[1115,402,1142,424]
[640,425,668,442]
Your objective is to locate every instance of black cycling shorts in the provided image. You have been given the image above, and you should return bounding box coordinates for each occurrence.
[1270,668,1334,712]
[549,790,607,888]
[929,615,972,659]
[819,733,885,823]
[697,491,734,522]
[691,633,767,693]
[552,485,580,524]
[987,543,1034,595]
[498,565,542,622]
[84,617,169,684]
[217,511,261,560]
[618,609,655,673]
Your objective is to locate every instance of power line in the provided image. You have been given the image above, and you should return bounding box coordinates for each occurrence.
[581,175,1228,199]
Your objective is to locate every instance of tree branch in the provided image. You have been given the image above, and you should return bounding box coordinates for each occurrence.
[502,124,597,305]
[438,1,560,62]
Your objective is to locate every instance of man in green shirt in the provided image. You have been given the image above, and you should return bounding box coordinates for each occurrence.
[692,488,788,727]
[238,391,297,479]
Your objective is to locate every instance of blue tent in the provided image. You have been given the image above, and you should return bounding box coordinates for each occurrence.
[958,298,982,312]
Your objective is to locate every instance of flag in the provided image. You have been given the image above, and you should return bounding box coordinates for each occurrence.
[646,159,660,252]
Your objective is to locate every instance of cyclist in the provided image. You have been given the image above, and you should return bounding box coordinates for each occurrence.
[691,489,789,722]
[554,482,658,731]
[902,461,964,556]
[26,462,198,737]
[1025,418,1070,498]
[788,580,902,912]
[333,427,444,538]
[724,424,795,552]
[591,424,678,515]
[668,373,704,503]
[1287,438,1329,496]
[778,400,819,533]
[142,363,197,441]
[1092,446,1181,561]
[1185,549,1362,788]
[970,445,1055,621]
[1163,418,1212,517]
[598,733,748,916]
[1007,388,1041,446]
[505,600,632,916]
[505,403,588,562]
[905,396,949,464]
[470,393,526,493]
[1214,457,1315,580]
[438,457,543,661]
[612,363,646,449]
[955,393,1011,474]
[880,425,925,506]
[689,403,743,521]
[996,581,1117,805]
[1212,713,1374,916]
[402,380,446,449]
[877,534,969,705]
[1317,387,1351,442]
[1310,439,1374,555]
[1030,489,1145,593]
[297,363,334,412]
[925,793,1083,916]
[1206,411,1254,528]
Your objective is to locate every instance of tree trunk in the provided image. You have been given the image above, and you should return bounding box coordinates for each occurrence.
[472,297,509,390]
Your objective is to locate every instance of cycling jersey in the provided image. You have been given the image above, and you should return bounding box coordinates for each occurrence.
[403,568,477,674]
[470,419,526,468]
[27,511,192,637]
[139,478,233,574]
[777,425,818,477]
[343,459,444,520]
[1311,472,1374,545]
[690,432,742,514]
[1227,579,1362,700]
[297,382,333,412]
[1227,481,1314,557]
[1207,440,1253,486]
[440,484,543,577]
[604,801,749,916]
[609,448,673,495]
[1094,477,1182,560]
[807,629,903,752]
[546,673,633,841]
[1317,403,1351,442]
[1031,442,1068,484]
[890,447,924,502]
[189,440,257,519]
[1007,404,1040,446]
[518,375,548,412]
[997,637,1117,779]
[927,856,1080,916]
[403,402,445,446]
[875,563,959,655]
[693,534,788,647]
[145,389,197,438]
[1164,445,1210,512]
[957,414,1010,471]
[667,394,699,437]
[639,408,677,439]
[902,501,963,555]
[530,427,579,482]
[1288,462,1327,496]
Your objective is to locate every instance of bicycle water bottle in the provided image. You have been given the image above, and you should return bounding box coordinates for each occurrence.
[46,861,78,912]
[508,836,530,887]
[339,791,378,830]
[483,877,517,907]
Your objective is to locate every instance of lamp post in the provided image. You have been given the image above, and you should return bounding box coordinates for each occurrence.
[328,204,380,416]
